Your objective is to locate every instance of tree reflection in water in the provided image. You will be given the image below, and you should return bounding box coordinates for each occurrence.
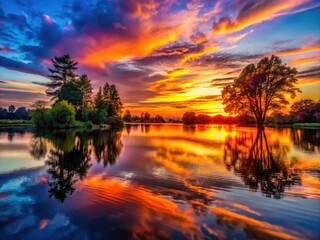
[93,130,123,167]
[30,130,123,202]
[291,128,320,152]
[29,136,47,160]
[224,129,301,199]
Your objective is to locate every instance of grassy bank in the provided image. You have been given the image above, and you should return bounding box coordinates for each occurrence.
[0,119,34,126]
[292,123,320,128]
[0,119,112,129]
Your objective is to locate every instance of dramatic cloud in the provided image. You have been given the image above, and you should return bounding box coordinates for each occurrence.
[0,0,319,115]
[212,0,314,34]
[0,56,46,75]
[277,43,320,56]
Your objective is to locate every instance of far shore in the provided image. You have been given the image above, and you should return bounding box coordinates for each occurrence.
[1,120,320,129]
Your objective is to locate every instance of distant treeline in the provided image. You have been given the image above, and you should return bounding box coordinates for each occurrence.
[0,105,30,120]
[182,112,255,124]
[123,110,166,123]
[270,99,320,124]
[182,99,320,125]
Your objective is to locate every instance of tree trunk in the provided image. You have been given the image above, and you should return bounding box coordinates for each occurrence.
[256,117,264,130]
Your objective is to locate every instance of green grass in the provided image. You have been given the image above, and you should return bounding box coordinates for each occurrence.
[293,123,320,128]
[0,119,33,126]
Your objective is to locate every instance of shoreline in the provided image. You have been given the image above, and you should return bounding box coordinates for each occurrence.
[2,121,319,129]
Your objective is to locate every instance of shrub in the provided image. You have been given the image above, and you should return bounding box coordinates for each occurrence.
[90,109,108,125]
[30,109,51,128]
[106,116,124,130]
[84,121,93,128]
[50,100,76,126]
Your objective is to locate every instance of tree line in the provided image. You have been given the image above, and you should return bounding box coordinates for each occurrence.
[181,99,320,125]
[122,110,165,123]
[30,54,123,129]
[0,105,30,120]
[182,112,255,124]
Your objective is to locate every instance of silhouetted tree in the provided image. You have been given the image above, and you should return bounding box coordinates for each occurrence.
[222,55,299,129]
[144,112,151,122]
[153,114,165,123]
[123,110,132,122]
[0,108,8,119]
[15,107,29,119]
[182,112,196,124]
[290,99,320,123]
[8,105,15,113]
[46,54,78,100]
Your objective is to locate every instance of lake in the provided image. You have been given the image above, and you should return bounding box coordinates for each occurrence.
[0,124,319,240]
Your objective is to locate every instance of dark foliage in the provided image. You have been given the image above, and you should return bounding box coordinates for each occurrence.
[182,111,255,124]
[46,54,78,100]
[0,106,30,120]
[222,55,299,128]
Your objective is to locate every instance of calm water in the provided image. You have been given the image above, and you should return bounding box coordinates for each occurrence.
[0,125,319,240]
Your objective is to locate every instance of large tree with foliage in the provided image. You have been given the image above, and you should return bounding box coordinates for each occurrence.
[57,81,83,110]
[78,74,93,108]
[46,54,78,100]
[182,112,196,124]
[93,87,108,125]
[222,55,299,128]
[102,83,123,117]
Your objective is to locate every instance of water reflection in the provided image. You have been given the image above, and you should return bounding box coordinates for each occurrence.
[291,128,320,152]
[93,130,123,167]
[29,136,47,160]
[224,129,301,198]
[30,130,123,202]
[0,126,319,239]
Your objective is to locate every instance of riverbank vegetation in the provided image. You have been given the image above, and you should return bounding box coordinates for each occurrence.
[0,119,33,126]
[30,54,124,129]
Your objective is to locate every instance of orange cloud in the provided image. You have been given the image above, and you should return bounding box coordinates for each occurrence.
[65,9,199,67]
[167,68,190,77]
[278,44,320,56]
[226,29,254,43]
[291,55,320,66]
[212,0,310,34]
[125,0,159,20]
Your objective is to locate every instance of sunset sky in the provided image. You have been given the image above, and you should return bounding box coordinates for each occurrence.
[0,0,319,117]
